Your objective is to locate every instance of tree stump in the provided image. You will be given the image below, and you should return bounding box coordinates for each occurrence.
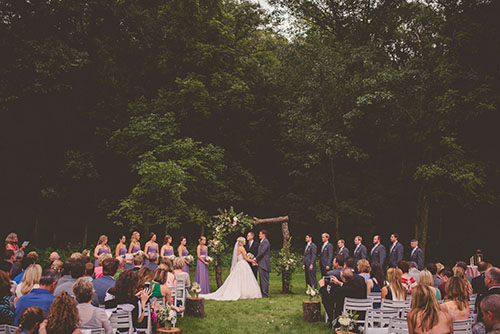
[186,297,205,318]
[302,301,321,322]
[156,327,181,333]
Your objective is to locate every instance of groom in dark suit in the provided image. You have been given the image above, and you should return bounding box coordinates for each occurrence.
[255,230,271,297]
[245,232,260,279]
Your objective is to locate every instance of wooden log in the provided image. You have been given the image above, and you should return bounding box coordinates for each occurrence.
[253,216,289,224]
[302,301,321,322]
[186,297,205,318]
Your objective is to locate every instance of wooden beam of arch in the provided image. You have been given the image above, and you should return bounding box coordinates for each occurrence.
[253,216,290,252]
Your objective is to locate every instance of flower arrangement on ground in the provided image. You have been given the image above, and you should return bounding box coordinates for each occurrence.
[155,303,177,329]
[333,310,358,333]
[306,285,319,301]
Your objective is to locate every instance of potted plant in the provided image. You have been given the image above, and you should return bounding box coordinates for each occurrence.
[186,282,205,317]
[155,303,180,333]
[303,285,321,322]
[333,310,358,334]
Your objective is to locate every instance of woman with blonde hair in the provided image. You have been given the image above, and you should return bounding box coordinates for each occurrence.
[357,259,371,282]
[419,270,442,300]
[5,232,25,252]
[442,277,470,321]
[158,260,176,289]
[40,291,82,334]
[94,253,112,279]
[50,260,63,275]
[16,264,42,298]
[177,236,191,274]
[381,268,407,301]
[173,257,191,289]
[407,285,453,334]
[452,266,472,294]
[93,235,111,267]
[128,231,141,254]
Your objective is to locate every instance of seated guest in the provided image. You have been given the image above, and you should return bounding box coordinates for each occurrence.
[137,267,153,289]
[105,270,151,332]
[438,268,453,299]
[382,268,407,301]
[150,268,174,303]
[357,259,371,282]
[92,258,118,306]
[453,266,472,294]
[426,263,442,288]
[26,252,38,265]
[94,253,112,279]
[173,257,190,289]
[50,260,63,276]
[123,254,134,271]
[12,250,24,278]
[322,268,367,320]
[15,269,58,325]
[407,285,453,334]
[13,256,35,284]
[54,260,85,297]
[70,252,83,261]
[419,270,442,300]
[478,267,500,323]
[49,252,60,263]
[473,262,490,297]
[481,295,500,334]
[0,270,14,325]
[16,264,42,298]
[15,306,45,334]
[400,260,417,294]
[114,256,126,280]
[132,255,143,271]
[456,261,473,283]
[73,278,112,334]
[83,262,94,282]
[324,255,345,281]
[158,261,176,289]
[442,276,470,321]
[366,263,387,308]
[39,291,81,334]
[2,250,16,277]
[408,261,420,283]
[0,260,16,296]
[144,253,159,272]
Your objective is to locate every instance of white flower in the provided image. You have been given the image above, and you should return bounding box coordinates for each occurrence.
[339,318,351,326]
[310,290,316,297]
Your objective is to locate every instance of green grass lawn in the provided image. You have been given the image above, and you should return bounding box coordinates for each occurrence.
[176,267,331,334]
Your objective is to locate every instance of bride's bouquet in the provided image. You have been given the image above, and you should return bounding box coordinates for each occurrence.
[184,255,194,263]
[191,282,202,298]
[247,253,255,260]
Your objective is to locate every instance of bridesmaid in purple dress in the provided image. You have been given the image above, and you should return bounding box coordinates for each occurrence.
[178,236,191,274]
[115,235,127,257]
[195,236,210,294]
[144,233,159,265]
[94,235,111,267]
[160,235,174,260]
[129,231,141,254]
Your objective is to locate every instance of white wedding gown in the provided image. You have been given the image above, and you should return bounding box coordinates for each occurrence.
[200,253,262,301]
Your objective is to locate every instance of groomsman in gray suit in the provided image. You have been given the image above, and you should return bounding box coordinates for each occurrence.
[303,234,317,288]
[353,236,367,263]
[319,233,334,277]
[370,235,386,266]
[255,230,271,297]
[409,239,424,270]
[388,233,404,268]
[337,239,349,259]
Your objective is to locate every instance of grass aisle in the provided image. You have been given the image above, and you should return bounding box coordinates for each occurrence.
[176,268,332,334]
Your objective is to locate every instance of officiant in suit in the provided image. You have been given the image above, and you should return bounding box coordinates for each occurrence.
[245,232,260,278]
[319,233,334,277]
[255,230,271,297]
[303,234,317,288]
[388,233,404,268]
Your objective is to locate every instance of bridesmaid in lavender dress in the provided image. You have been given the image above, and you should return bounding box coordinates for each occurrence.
[144,233,159,265]
[178,237,192,274]
[94,235,111,267]
[195,236,210,294]
[115,235,127,257]
[160,235,174,260]
[129,231,141,254]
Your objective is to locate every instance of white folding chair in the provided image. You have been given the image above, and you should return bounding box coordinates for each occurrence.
[469,294,477,313]
[80,330,105,334]
[381,299,411,310]
[7,326,18,334]
[109,311,133,334]
[0,325,7,334]
[137,303,152,334]
[388,317,408,334]
[453,319,473,334]
[343,298,373,328]
[175,280,186,317]
[365,308,399,330]
[368,292,382,308]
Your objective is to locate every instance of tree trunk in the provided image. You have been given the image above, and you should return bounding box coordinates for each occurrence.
[83,222,88,246]
[330,158,341,241]
[416,186,430,261]
[215,260,223,288]
[303,301,321,322]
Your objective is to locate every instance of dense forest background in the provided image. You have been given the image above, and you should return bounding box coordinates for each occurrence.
[1,0,499,265]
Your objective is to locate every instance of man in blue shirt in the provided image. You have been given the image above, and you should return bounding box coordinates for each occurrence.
[92,258,118,306]
[15,269,58,325]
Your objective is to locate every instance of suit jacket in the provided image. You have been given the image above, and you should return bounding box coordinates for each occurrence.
[304,242,317,267]
[388,242,403,268]
[320,242,334,269]
[478,286,500,322]
[410,247,424,270]
[472,273,486,296]
[370,243,386,266]
[338,247,350,259]
[256,238,271,272]
[245,240,260,258]
[320,272,367,318]
[353,244,367,263]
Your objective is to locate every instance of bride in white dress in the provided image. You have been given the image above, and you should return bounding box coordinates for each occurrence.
[200,237,262,301]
